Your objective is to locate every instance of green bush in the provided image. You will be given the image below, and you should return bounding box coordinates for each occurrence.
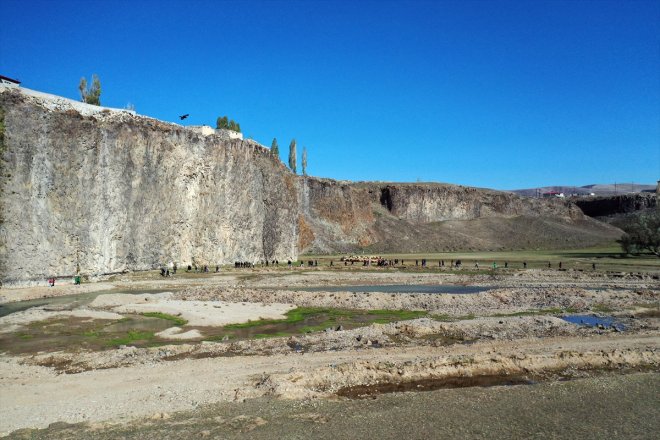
[617,210,660,256]
[216,115,241,133]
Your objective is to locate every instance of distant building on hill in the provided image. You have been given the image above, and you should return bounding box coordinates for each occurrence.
[188,125,243,140]
[0,75,21,87]
[542,191,565,198]
[188,125,216,136]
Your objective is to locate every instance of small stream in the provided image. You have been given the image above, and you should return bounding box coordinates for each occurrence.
[0,288,177,318]
[337,375,537,398]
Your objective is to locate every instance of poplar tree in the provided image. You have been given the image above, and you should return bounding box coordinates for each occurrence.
[88,74,101,105]
[288,139,297,174]
[78,77,87,102]
[302,146,308,176]
[271,138,279,158]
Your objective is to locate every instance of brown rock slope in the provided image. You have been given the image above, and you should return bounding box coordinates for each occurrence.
[299,178,622,253]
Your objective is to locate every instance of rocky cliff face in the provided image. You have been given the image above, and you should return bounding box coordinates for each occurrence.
[0,88,623,285]
[0,90,298,284]
[299,180,620,254]
[376,184,585,222]
[297,178,378,253]
[573,194,657,218]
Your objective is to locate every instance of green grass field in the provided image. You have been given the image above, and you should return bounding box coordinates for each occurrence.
[302,245,660,273]
[109,244,659,285]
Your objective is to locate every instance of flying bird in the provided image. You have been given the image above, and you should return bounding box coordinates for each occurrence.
[179,114,189,120]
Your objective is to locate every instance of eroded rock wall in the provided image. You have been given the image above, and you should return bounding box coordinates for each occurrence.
[573,194,657,218]
[299,180,620,254]
[376,184,584,223]
[0,91,298,284]
[297,178,378,253]
[0,88,624,284]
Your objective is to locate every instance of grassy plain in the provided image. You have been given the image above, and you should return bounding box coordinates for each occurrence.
[303,245,660,273]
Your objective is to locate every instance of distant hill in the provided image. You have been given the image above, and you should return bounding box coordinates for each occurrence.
[512,183,656,197]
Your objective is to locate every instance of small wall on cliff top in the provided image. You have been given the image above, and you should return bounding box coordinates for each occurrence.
[0,90,297,284]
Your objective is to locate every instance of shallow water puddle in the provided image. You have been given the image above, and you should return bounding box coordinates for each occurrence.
[560,315,626,331]
[337,375,536,399]
[293,285,492,294]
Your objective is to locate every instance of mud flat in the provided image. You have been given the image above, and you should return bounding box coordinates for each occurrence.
[0,268,658,436]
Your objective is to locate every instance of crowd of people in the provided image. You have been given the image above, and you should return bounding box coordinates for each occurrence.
[147,253,603,279]
[154,257,553,275]
[46,257,600,286]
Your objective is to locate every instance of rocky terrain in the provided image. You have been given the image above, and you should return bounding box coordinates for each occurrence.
[0,267,658,437]
[299,179,621,254]
[0,87,622,285]
[573,193,657,218]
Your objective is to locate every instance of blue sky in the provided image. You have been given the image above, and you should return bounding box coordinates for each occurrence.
[1,0,658,189]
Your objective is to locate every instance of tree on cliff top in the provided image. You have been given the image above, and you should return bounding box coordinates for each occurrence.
[288,139,297,173]
[302,146,308,176]
[216,116,241,133]
[271,138,279,159]
[78,74,101,105]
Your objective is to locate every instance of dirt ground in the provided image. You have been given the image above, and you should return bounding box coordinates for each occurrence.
[0,267,658,437]
[7,372,659,440]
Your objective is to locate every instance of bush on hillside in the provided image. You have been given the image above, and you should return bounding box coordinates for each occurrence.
[617,209,660,256]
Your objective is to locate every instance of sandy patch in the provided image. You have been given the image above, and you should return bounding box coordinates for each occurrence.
[0,282,117,304]
[0,308,124,334]
[156,327,204,340]
[90,292,173,308]
[112,300,296,327]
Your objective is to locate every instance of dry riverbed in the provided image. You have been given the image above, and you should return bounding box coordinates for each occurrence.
[0,268,658,437]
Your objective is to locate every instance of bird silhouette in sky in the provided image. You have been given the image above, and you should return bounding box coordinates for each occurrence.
[179,114,189,120]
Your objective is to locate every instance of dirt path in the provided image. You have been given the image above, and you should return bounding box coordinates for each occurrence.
[10,372,659,440]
